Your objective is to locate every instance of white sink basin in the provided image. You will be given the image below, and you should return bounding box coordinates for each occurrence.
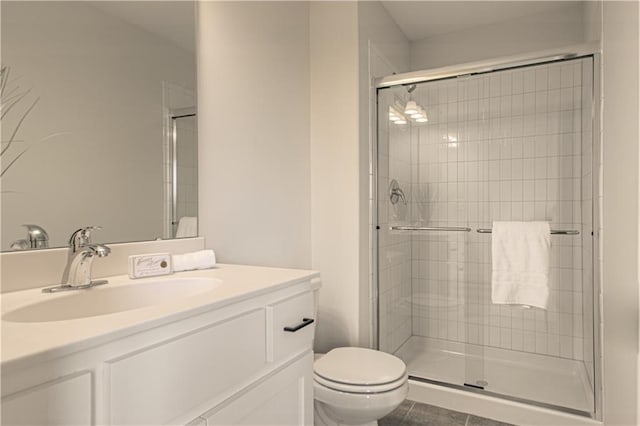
[2,277,221,323]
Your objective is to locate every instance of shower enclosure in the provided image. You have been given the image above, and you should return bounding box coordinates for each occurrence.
[375,54,600,418]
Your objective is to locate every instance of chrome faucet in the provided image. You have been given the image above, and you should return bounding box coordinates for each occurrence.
[43,227,111,293]
[10,224,49,250]
[23,224,50,248]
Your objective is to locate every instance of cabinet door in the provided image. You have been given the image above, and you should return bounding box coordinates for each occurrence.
[205,351,313,426]
[1,372,92,426]
[107,308,267,425]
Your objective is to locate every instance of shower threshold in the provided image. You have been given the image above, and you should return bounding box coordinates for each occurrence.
[394,336,594,415]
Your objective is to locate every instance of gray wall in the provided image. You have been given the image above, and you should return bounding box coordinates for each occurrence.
[601,1,639,424]
[197,2,311,269]
[409,3,585,71]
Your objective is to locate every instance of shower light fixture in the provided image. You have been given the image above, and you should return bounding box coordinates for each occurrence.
[389,106,407,125]
[390,102,425,125]
[404,101,419,115]
[403,101,428,123]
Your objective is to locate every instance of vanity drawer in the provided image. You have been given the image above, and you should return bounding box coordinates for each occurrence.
[269,291,315,362]
[107,308,267,426]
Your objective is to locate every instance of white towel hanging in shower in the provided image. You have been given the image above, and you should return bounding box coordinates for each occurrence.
[491,221,551,310]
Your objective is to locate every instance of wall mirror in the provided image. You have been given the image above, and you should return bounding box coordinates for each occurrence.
[1,1,197,251]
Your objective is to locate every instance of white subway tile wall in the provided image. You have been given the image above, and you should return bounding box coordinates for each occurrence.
[377,58,595,364]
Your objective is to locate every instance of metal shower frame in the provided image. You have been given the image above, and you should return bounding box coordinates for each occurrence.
[370,42,602,420]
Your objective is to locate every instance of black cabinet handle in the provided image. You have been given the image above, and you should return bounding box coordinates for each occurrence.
[284,318,314,332]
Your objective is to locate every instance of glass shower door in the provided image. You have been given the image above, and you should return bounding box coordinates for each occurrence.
[376,86,414,358]
[376,77,486,390]
[463,57,596,415]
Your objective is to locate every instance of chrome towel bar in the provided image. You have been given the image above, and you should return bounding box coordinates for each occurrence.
[476,228,580,235]
[389,226,580,235]
[390,226,472,232]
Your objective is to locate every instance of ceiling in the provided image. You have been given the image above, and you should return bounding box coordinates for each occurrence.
[381,1,581,41]
[90,1,196,52]
[88,1,580,53]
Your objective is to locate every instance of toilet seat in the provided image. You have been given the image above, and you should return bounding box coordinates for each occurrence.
[313,347,407,394]
[314,371,408,393]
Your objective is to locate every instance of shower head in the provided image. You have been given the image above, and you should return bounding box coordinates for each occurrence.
[406,84,417,93]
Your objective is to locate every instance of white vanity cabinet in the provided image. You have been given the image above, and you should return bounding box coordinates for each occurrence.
[1,372,93,425]
[202,352,313,426]
[1,272,319,426]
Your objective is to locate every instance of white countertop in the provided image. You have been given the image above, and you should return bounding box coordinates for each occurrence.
[1,264,320,370]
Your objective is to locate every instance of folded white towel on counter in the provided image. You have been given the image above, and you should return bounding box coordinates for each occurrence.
[176,216,197,238]
[491,221,551,310]
[173,249,216,272]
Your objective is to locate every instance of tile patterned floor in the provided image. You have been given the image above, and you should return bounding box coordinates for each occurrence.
[380,400,515,426]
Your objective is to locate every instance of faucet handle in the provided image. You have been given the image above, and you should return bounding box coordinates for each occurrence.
[69,226,102,249]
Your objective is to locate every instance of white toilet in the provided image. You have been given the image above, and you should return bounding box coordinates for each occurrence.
[313,347,409,426]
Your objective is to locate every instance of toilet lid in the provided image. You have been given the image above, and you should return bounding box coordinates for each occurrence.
[314,347,406,386]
